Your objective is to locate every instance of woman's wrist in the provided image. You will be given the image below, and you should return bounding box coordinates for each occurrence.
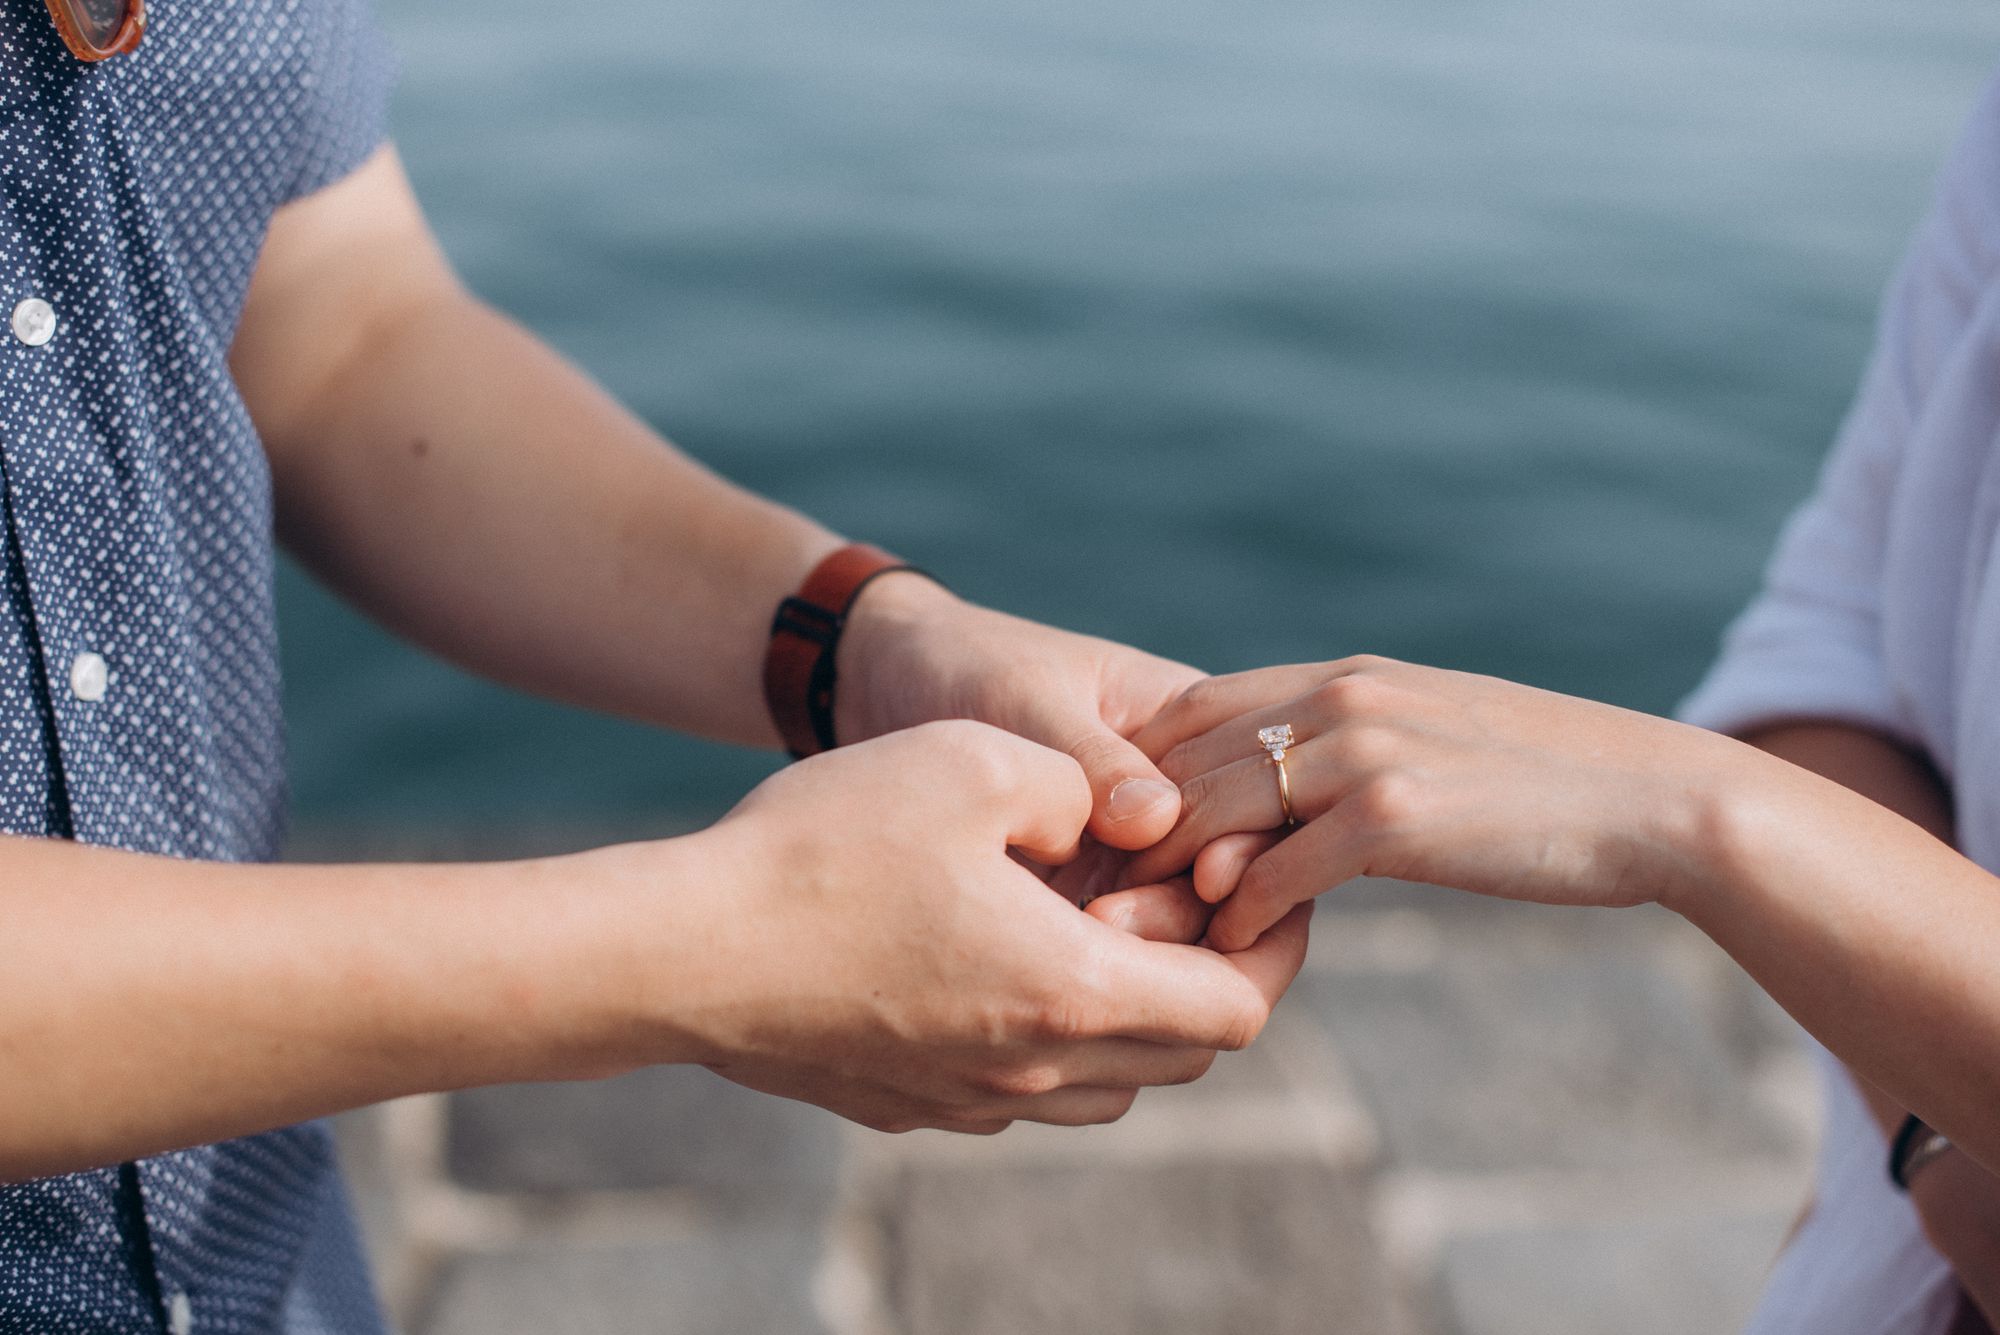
[1649,733,1813,924]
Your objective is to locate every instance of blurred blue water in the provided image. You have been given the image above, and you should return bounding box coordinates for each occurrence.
[280,0,2000,831]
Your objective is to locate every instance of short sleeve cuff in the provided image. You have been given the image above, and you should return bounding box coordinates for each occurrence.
[284,6,399,204]
[1677,602,1913,745]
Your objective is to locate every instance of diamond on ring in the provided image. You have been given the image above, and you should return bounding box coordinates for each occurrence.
[1258,723,1295,759]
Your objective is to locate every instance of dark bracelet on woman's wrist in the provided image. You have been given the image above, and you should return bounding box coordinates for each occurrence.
[762,543,943,759]
[1890,1112,1955,1191]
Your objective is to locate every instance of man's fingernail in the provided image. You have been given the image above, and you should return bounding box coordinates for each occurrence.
[1107,778,1177,824]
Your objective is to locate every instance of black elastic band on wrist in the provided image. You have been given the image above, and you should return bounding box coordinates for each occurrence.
[1889,1112,1931,1191]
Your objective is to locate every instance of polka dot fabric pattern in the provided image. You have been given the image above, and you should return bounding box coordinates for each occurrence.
[0,1,394,1331]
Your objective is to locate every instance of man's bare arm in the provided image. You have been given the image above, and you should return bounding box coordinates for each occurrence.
[230,145,840,746]
[227,144,1205,852]
[1,727,1304,1182]
[0,835,652,1181]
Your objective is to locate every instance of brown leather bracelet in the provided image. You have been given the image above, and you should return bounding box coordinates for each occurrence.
[762,543,937,759]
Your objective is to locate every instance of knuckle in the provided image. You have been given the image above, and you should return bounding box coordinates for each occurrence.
[1312,672,1384,718]
[986,1064,1066,1099]
[1026,962,1110,1043]
[1176,768,1218,818]
[1332,723,1400,772]
[1032,997,1096,1045]
[1217,1003,1269,1054]
[969,997,1026,1049]
[1173,676,1222,720]
[1235,852,1284,907]
[1336,653,1395,675]
[1157,739,1199,784]
[959,743,1024,800]
[1094,1090,1140,1125]
[1066,729,1122,771]
[1352,772,1424,832]
[923,717,1006,759]
[1168,1050,1218,1087]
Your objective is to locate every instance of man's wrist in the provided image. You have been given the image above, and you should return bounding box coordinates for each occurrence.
[831,570,966,746]
[530,832,747,1077]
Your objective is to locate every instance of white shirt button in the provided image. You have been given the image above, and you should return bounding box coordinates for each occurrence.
[10,297,55,347]
[69,651,108,703]
[166,1291,194,1335]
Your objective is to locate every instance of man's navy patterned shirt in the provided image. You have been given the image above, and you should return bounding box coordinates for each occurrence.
[0,1,395,1329]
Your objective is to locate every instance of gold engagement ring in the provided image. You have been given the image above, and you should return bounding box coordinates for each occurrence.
[1259,723,1298,827]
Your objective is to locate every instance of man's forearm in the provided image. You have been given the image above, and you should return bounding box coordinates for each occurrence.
[266,286,839,746]
[0,834,694,1182]
[233,150,846,747]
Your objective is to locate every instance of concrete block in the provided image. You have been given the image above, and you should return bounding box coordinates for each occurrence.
[1436,1207,1794,1335]
[882,1158,1399,1335]
[447,1067,844,1207]
[419,1221,829,1335]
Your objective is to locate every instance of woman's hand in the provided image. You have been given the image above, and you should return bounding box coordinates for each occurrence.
[1120,656,1755,952]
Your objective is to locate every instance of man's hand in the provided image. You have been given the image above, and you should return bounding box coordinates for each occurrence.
[606,720,1309,1134]
[836,574,1203,852]
[0,723,1305,1178]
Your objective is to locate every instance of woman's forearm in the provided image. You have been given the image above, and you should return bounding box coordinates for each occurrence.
[0,833,689,1183]
[1130,659,2000,1171]
[1736,723,1953,1139]
[1736,722,2000,1324]
[1682,748,2000,1175]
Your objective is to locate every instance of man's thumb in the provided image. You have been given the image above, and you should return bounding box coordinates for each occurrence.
[1066,726,1181,851]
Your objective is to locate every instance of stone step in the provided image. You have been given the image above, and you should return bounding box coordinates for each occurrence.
[824,1010,1418,1335]
[1434,1206,1797,1335]
[1294,895,1808,1175]
[446,1066,844,1209]
[418,1218,831,1335]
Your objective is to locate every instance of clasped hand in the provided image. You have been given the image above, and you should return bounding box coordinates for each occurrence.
[686,582,1738,1142]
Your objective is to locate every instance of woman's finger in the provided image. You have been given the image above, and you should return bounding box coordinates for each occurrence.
[1205,811,1371,953]
[1154,696,1314,786]
[1193,831,1283,904]
[1156,660,1411,785]
[1123,730,1359,888]
[1117,751,1286,888]
[1086,876,1213,943]
[1039,839,1126,907]
[1130,663,1352,762]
